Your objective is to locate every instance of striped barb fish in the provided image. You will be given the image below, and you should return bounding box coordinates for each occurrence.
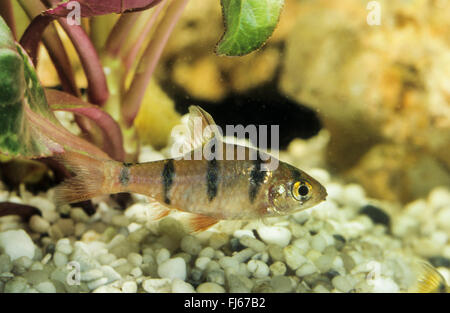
[54,106,327,232]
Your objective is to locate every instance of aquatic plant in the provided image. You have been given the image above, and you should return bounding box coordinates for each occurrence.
[0,0,285,164]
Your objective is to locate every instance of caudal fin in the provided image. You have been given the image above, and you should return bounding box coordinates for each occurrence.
[53,151,108,205]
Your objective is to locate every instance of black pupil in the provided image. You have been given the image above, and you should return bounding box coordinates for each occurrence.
[298,184,309,197]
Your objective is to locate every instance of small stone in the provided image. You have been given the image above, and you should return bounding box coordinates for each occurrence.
[209,233,229,250]
[55,218,75,237]
[0,254,12,273]
[267,244,284,262]
[314,254,334,273]
[142,278,171,293]
[313,284,330,293]
[359,204,391,228]
[158,257,187,280]
[369,277,399,293]
[101,265,121,283]
[226,274,252,293]
[271,275,293,293]
[128,252,143,267]
[122,281,138,293]
[180,235,202,255]
[12,256,33,274]
[159,217,186,241]
[55,239,73,255]
[295,262,317,277]
[70,207,90,222]
[239,235,266,252]
[53,251,68,267]
[247,260,270,278]
[22,270,48,286]
[206,270,225,285]
[292,238,310,254]
[29,215,50,234]
[172,278,195,293]
[234,229,255,239]
[332,275,355,293]
[81,269,104,282]
[0,229,36,261]
[4,277,28,293]
[34,281,56,293]
[257,225,291,247]
[87,277,108,290]
[270,261,286,276]
[93,286,121,293]
[195,256,211,271]
[197,282,225,293]
[219,256,239,269]
[156,248,171,265]
[232,248,256,263]
[199,247,215,259]
[311,234,328,252]
[98,253,117,265]
[284,245,308,270]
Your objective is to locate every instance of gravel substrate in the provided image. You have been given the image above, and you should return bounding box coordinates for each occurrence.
[0,140,449,293]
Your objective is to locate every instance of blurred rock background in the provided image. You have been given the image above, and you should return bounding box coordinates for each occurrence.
[154,0,450,204]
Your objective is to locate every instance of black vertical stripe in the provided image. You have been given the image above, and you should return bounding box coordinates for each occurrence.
[162,160,175,204]
[119,162,132,186]
[206,159,219,201]
[249,154,267,203]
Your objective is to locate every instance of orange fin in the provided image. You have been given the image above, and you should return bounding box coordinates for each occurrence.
[53,151,109,205]
[144,201,172,220]
[183,214,220,233]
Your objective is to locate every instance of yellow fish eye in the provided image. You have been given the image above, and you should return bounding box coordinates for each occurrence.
[292,181,312,201]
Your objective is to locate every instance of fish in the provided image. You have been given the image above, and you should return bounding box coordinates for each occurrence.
[54,106,327,232]
[413,262,449,293]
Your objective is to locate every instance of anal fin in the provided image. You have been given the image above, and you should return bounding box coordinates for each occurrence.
[183,214,219,233]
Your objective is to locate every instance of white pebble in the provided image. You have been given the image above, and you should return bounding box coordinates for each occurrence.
[284,245,308,270]
[34,281,56,293]
[247,260,270,278]
[219,256,239,269]
[195,257,211,271]
[0,229,36,261]
[199,247,215,259]
[81,269,104,282]
[122,281,138,293]
[158,257,186,281]
[270,261,287,276]
[172,279,196,293]
[310,234,327,252]
[53,252,68,267]
[128,253,143,267]
[295,262,317,277]
[142,278,171,293]
[197,282,225,293]
[101,265,121,283]
[156,248,171,265]
[257,225,291,247]
[240,235,266,252]
[87,277,108,290]
[369,277,399,293]
[332,275,355,293]
[29,215,50,234]
[233,229,255,239]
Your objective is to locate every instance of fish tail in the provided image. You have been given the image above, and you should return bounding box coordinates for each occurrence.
[53,151,112,205]
[414,262,448,293]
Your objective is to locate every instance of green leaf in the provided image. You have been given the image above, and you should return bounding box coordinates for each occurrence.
[0,16,62,157]
[216,0,284,56]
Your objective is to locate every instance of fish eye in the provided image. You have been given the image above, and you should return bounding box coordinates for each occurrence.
[292,181,312,201]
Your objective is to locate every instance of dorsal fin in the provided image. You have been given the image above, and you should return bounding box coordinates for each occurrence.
[187,105,222,151]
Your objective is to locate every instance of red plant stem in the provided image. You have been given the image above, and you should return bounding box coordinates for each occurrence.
[122,0,189,127]
[24,104,110,160]
[19,14,54,66]
[0,202,41,221]
[46,89,125,161]
[104,12,141,57]
[18,0,79,96]
[0,0,16,39]
[122,3,165,71]
[55,19,109,105]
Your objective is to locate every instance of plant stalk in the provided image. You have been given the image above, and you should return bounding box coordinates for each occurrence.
[122,0,189,127]
[0,0,16,39]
